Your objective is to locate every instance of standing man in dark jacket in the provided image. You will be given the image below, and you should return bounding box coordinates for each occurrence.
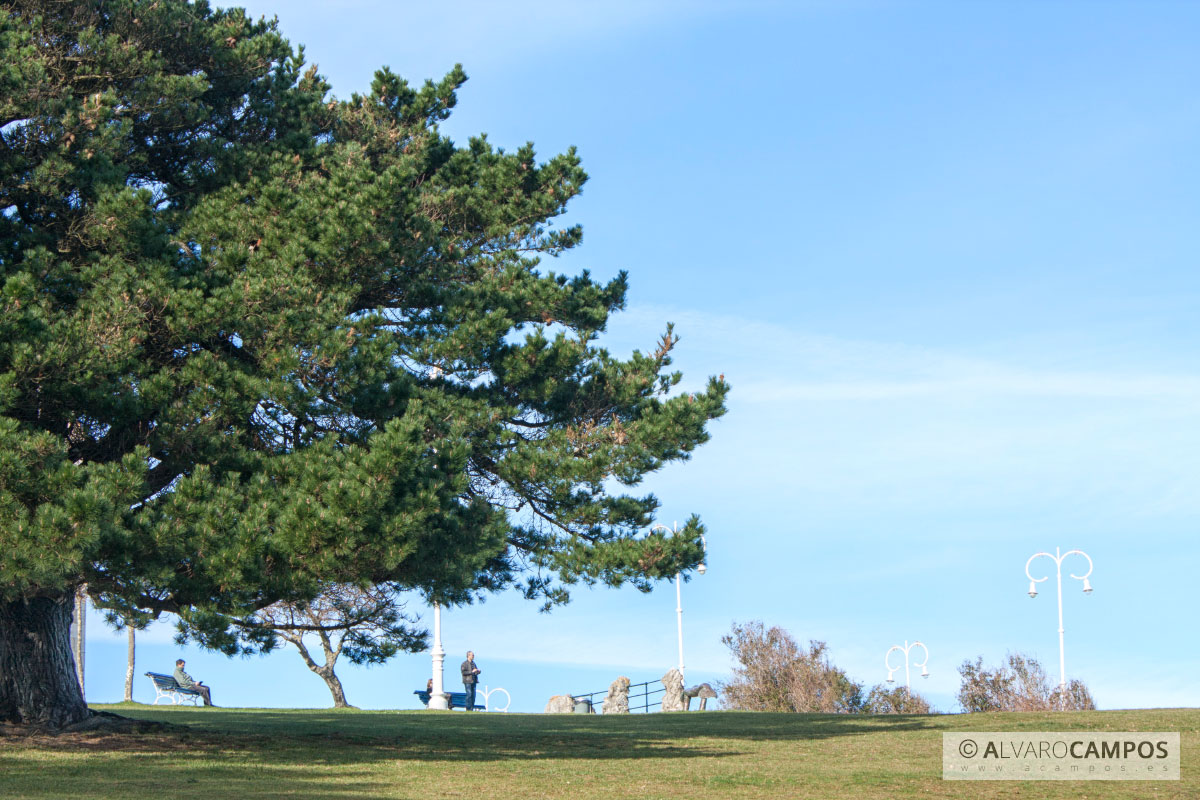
[460,650,481,711]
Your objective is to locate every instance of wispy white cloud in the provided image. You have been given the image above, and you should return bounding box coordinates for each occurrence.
[615,305,1200,402]
[599,305,1200,526]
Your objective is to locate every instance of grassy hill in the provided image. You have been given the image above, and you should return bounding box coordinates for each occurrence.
[0,705,1195,799]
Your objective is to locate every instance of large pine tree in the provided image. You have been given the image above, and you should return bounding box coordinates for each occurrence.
[0,0,727,727]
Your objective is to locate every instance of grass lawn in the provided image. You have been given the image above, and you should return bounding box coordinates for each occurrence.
[0,705,1194,799]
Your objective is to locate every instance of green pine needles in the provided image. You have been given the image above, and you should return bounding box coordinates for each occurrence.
[0,0,727,724]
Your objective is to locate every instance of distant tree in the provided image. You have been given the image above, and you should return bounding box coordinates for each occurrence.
[720,621,865,713]
[247,583,424,708]
[957,653,1096,712]
[0,0,727,727]
[124,627,135,703]
[864,684,932,714]
[99,607,150,705]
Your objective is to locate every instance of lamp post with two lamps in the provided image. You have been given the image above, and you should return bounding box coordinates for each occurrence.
[1025,547,1094,694]
[885,640,930,691]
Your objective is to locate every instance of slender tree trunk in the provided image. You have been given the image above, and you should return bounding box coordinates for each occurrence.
[315,632,353,709]
[281,632,354,708]
[124,627,135,703]
[0,593,92,727]
[72,585,86,699]
[318,669,352,708]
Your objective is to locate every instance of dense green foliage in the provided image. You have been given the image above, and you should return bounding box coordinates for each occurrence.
[0,0,727,670]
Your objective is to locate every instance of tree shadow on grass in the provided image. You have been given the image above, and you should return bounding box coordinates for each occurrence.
[2,722,742,763]
[68,706,946,760]
[16,709,1183,799]
[0,750,388,800]
[2,719,744,800]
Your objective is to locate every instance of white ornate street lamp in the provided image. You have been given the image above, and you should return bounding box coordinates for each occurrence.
[652,521,707,682]
[427,602,449,710]
[1025,547,1093,692]
[420,376,450,711]
[885,640,929,690]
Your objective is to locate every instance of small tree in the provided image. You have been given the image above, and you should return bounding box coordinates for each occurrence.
[720,621,864,713]
[99,607,152,705]
[124,627,135,703]
[247,584,425,708]
[865,684,932,714]
[957,652,1096,712]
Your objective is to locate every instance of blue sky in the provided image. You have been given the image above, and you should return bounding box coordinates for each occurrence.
[83,0,1200,713]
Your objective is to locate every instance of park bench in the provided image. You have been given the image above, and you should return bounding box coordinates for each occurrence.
[145,671,204,706]
[414,689,486,711]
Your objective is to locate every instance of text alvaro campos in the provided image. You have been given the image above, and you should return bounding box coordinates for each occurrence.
[943,732,1179,780]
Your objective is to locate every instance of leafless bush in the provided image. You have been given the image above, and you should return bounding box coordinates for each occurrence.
[1053,678,1097,711]
[720,621,864,713]
[865,684,932,714]
[958,652,1096,712]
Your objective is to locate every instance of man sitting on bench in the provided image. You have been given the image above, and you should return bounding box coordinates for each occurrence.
[173,659,214,706]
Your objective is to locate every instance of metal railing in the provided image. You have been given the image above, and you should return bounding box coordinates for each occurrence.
[571,678,665,713]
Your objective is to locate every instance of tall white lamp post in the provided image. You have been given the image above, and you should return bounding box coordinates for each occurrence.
[1025,547,1093,693]
[427,602,449,710]
[885,640,929,690]
[652,521,707,682]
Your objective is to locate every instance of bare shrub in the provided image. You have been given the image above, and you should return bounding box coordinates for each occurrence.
[865,684,932,714]
[957,652,1096,712]
[720,621,864,713]
[1053,679,1097,711]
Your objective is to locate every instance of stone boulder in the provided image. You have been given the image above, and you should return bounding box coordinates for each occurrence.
[660,668,685,712]
[684,682,718,711]
[601,676,631,714]
[544,694,576,713]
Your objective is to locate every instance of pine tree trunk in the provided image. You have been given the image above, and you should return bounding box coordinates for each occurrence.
[0,593,92,727]
[319,669,352,709]
[72,585,86,698]
[124,627,135,703]
[281,630,355,708]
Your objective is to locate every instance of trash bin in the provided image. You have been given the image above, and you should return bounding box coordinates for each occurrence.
[573,698,594,714]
